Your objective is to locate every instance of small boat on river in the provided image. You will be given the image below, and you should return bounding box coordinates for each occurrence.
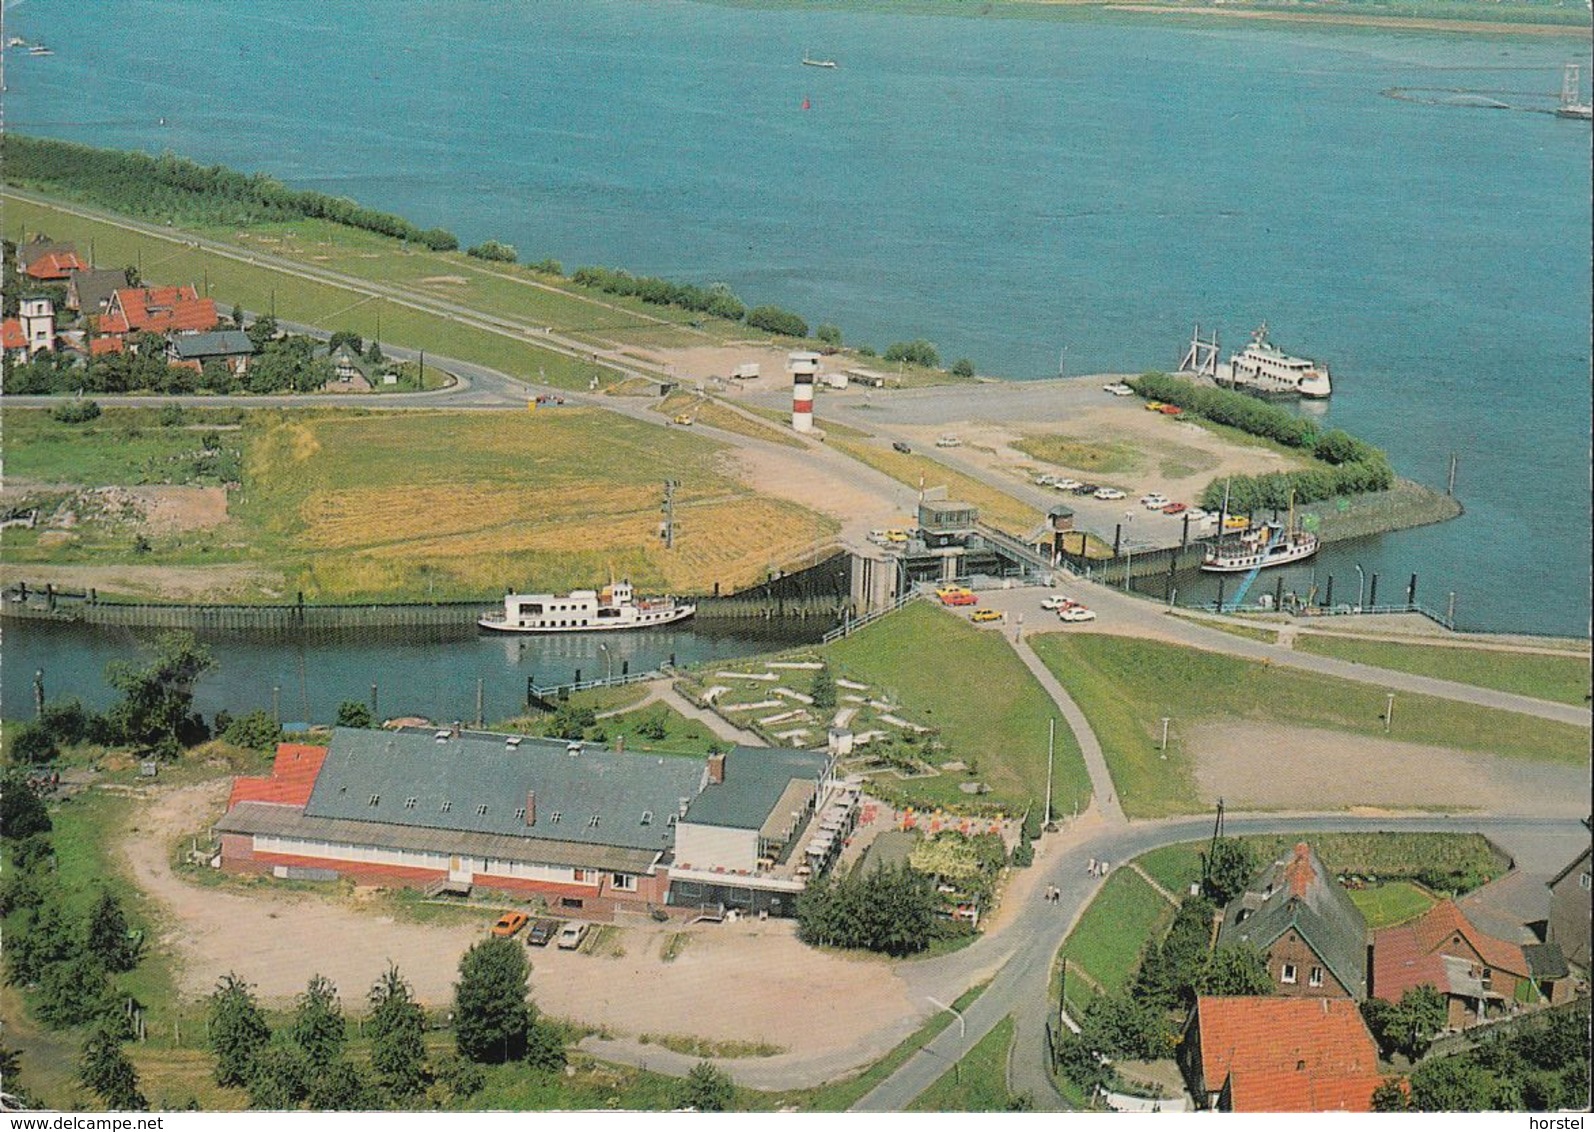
[479,580,695,634]
[802,54,838,68]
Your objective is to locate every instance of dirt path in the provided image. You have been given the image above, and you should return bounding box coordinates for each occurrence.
[123,780,912,1056]
[1188,722,1590,815]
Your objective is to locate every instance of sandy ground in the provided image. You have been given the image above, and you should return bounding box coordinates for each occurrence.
[125,780,912,1053]
[1189,721,1590,815]
[0,563,283,601]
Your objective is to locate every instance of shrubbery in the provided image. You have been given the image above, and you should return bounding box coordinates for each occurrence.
[796,861,938,956]
[465,240,517,263]
[884,339,939,368]
[572,265,747,322]
[745,304,808,338]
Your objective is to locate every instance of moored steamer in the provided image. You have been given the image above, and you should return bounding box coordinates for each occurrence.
[1218,323,1333,399]
[479,580,695,633]
[1201,521,1319,573]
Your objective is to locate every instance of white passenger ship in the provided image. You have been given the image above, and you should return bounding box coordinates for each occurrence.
[479,580,695,633]
[1201,521,1319,573]
[1220,324,1332,399]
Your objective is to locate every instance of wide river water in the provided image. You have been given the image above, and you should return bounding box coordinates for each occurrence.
[4,1,1590,641]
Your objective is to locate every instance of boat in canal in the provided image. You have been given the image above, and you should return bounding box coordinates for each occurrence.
[1201,520,1319,573]
[478,580,696,634]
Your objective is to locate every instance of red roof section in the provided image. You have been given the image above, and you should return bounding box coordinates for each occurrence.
[1193,996,1384,1113]
[89,336,125,357]
[25,250,89,280]
[1372,920,1449,1002]
[1409,900,1527,976]
[102,286,217,336]
[228,743,329,809]
[2,318,24,351]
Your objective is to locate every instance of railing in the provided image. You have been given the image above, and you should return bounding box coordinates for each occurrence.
[526,668,663,699]
[822,591,923,643]
[1187,599,1457,631]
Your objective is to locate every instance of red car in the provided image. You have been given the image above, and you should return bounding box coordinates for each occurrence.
[1162,502,1188,515]
[1158,404,1183,416]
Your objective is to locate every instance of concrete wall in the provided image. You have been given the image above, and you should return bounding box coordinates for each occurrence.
[674,822,759,874]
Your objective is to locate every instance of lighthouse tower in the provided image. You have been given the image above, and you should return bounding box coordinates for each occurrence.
[789,351,820,432]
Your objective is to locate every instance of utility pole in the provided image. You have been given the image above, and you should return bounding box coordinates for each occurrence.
[1046,718,1055,826]
[1384,692,1395,733]
[661,480,679,550]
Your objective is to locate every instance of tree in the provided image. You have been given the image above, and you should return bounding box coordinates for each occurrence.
[0,771,52,840]
[0,1044,43,1110]
[1407,1055,1503,1112]
[1202,838,1257,906]
[745,305,808,338]
[79,1023,147,1111]
[305,1059,379,1111]
[34,951,113,1028]
[815,323,842,348]
[230,302,244,328]
[1371,1078,1410,1112]
[291,975,345,1071]
[326,330,363,356]
[7,721,58,765]
[1197,943,1273,996]
[334,701,373,729]
[86,889,141,973]
[245,314,278,352]
[5,902,77,988]
[39,696,91,746]
[103,632,214,755]
[523,1019,568,1073]
[208,972,271,1088]
[222,709,282,751]
[883,339,939,368]
[674,1061,734,1111]
[951,358,975,379]
[248,1043,310,1110]
[367,964,428,1100]
[809,661,837,714]
[796,862,938,956]
[454,937,533,1063]
[1363,986,1446,1061]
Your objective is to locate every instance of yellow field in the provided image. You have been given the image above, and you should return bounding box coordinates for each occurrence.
[828,439,1044,535]
[237,408,836,599]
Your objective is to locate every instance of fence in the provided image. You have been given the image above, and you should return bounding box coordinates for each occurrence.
[821,591,922,643]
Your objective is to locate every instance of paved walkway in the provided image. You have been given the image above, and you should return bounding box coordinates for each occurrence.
[652,680,767,747]
[1007,633,1125,825]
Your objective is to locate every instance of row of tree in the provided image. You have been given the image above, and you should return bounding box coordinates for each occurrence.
[5,136,458,249]
[571,264,751,322]
[795,861,940,956]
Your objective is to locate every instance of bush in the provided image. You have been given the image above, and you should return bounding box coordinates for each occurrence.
[465,240,518,263]
[883,339,939,368]
[815,324,842,348]
[524,258,563,276]
[52,399,102,424]
[222,710,282,752]
[8,721,59,764]
[951,358,975,379]
[745,305,808,338]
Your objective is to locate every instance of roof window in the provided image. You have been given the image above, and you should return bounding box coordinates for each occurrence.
[514,807,526,821]
[641,810,653,826]
[587,815,601,828]
[550,811,562,823]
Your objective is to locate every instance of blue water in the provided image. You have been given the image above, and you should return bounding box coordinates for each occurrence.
[4,2,1589,634]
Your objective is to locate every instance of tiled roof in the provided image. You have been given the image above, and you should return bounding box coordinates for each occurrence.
[1373,899,1531,1002]
[2,318,24,351]
[89,336,125,357]
[228,743,329,809]
[1409,900,1528,977]
[1193,996,1383,1114]
[69,268,129,314]
[25,250,89,280]
[1456,869,1552,944]
[680,746,830,831]
[104,286,217,336]
[1371,920,1449,1002]
[1218,842,1369,998]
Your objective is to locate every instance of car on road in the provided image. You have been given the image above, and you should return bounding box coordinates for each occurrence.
[1144,400,1165,412]
[1158,404,1184,416]
[491,911,529,938]
[1035,473,1058,486]
[1094,487,1126,500]
[1140,493,1169,510]
[936,435,962,448]
[1057,606,1097,622]
[1224,515,1250,530]
[885,529,909,543]
[971,609,1005,623]
[1102,382,1134,396]
[673,414,695,426]
[1040,595,1076,611]
[526,919,560,947]
[936,587,977,606]
[1072,483,1100,495]
[557,922,589,950]
[1052,478,1082,491]
[1184,507,1208,521]
[892,441,912,454]
[1162,501,1188,515]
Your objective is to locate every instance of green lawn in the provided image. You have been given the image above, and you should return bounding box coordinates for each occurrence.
[823,602,1092,815]
[1347,881,1438,929]
[1295,635,1591,706]
[1056,868,1175,1017]
[1028,633,1591,818]
[2,407,248,487]
[907,1015,1018,1112]
[1133,843,1205,898]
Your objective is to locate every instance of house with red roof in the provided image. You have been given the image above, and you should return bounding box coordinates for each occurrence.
[2,317,28,362]
[1178,996,1387,1112]
[1371,898,1552,1028]
[99,285,219,339]
[17,237,89,281]
[1217,842,1369,1000]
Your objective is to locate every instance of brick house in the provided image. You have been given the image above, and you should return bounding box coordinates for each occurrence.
[1547,843,1591,972]
[216,726,836,920]
[17,237,88,282]
[1371,899,1551,1028]
[1216,842,1369,1000]
[168,329,255,376]
[99,285,219,340]
[1178,996,1387,1112]
[68,267,131,317]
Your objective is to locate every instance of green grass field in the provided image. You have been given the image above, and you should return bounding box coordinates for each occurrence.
[1057,868,1176,1017]
[906,1015,1018,1112]
[824,602,1092,815]
[1015,434,1142,476]
[1295,635,1591,706]
[1133,843,1205,897]
[1347,881,1438,929]
[2,407,248,486]
[1027,633,1591,818]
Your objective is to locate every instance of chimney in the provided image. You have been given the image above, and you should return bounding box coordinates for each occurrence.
[707,753,726,785]
[524,790,536,827]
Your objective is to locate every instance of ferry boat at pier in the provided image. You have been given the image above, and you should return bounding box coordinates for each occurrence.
[1219,324,1332,399]
[1200,520,1319,573]
[479,580,695,634]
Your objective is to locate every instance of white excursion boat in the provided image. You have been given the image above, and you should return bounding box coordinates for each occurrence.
[1219,324,1332,399]
[1201,521,1319,573]
[479,580,695,633]
[802,53,838,68]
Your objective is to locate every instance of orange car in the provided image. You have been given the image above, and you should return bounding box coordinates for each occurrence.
[491,911,529,938]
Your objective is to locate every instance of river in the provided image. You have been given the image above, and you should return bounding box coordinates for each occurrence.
[3,1,1589,635]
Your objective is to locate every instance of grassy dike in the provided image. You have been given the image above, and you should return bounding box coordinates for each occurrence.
[1294,634,1592,706]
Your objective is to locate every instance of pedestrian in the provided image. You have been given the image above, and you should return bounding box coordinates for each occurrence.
[1100,859,1110,875]
[1087,857,1096,876]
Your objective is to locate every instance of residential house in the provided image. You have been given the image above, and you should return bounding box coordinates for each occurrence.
[16,294,55,357]
[17,237,88,282]
[68,267,130,317]
[1216,842,1369,1000]
[168,330,255,377]
[1371,898,1557,1028]
[2,318,27,363]
[1178,996,1387,1113]
[1547,842,1591,972]
[98,285,219,341]
[216,727,837,920]
[318,343,374,393]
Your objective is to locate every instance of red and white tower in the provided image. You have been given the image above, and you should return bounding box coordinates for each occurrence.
[789,351,820,432]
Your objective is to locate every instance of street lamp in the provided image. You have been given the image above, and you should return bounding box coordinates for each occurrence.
[1355,564,1366,613]
[1384,692,1395,733]
[598,642,613,683]
[1159,717,1170,757]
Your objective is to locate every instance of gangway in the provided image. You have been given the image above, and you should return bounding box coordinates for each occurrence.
[1226,527,1276,608]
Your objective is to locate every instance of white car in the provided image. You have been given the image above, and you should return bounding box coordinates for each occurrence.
[1040,595,1075,611]
[1094,487,1125,500]
[1058,606,1097,622]
[936,435,962,448]
[1035,474,1058,486]
[1052,478,1082,491]
[1140,493,1169,509]
[557,922,589,950]
[1184,508,1208,521]
[1103,382,1134,396]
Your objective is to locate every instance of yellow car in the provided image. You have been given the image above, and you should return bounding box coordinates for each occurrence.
[885,530,909,543]
[673,414,694,426]
[971,609,1004,623]
[1223,515,1250,530]
[1144,400,1166,412]
[491,911,529,938]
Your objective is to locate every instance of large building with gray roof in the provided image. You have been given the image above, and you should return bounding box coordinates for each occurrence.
[217,726,837,919]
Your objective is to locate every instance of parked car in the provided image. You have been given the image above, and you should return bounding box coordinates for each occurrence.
[1040,595,1076,611]
[1158,404,1183,416]
[1102,382,1134,396]
[971,609,1005,623]
[1162,501,1188,515]
[1224,515,1250,530]
[885,529,909,543]
[673,414,695,426]
[1057,606,1097,622]
[1184,508,1207,521]
[936,435,962,448]
[1035,473,1058,486]
[491,911,529,938]
[557,922,589,950]
[1140,493,1169,509]
[936,587,977,606]
[526,919,560,947]
[1144,401,1166,412]
[1094,487,1126,500]
[1072,483,1100,495]
[1053,478,1082,491]
[892,441,912,454]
